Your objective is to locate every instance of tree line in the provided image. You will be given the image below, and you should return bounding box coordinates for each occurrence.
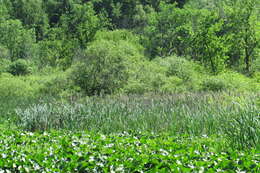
[0,0,259,95]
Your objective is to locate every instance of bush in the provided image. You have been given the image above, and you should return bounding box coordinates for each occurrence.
[123,60,167,94]
[71,39,143,95]
[0,19,37,61]
[124,56,206,94]
[94,30,144,53]
[7,59,31,76]
[159,56,200,80]
[0,44,10,59]
[201,71,260,92]
[39,70,79,99]
[253,72,260,83]
[0,73,40,117]
[252,55,260,73]
[0,58,11,74]
[201,77,229,91]
[0,73,39,99]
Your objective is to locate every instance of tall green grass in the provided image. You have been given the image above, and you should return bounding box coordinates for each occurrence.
[15,92,260,149]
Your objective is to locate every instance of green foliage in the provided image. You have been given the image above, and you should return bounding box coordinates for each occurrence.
[38,28,74,67]
[94,29,144,53]
[158,56,203,82]
[0,58,11,74]
[0,73,39,99]
[71,34,143,95]
[60,3,103,48]
[124,60,169,94]
[7,59,31,76]
[124,56,204,94]
[38,70,78,98]
[201,71,260,92]
[142,3,192,58]
[0,129,259,172]
[10,0,49,40]
[0,19,37,61]
[252,54,260,73]
[191,9,229,73]
[253,72,260,83]
[0,1,10,21]
[201,78,228,92]
[0,45,10,59]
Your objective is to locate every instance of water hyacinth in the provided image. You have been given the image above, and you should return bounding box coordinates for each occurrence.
[0,129,259,172]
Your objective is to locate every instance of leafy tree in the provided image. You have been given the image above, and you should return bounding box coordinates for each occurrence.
[91,0,188,29]
[142,3,192,58]
[43,0,78,26]
[38,27,77,68]
[191,10,229,73]
[224,0,259,73]
[188,0,259,73]
[71,31,144,95]
[10,0,49,40]
[0,20,37,61]
[60,3,103,48]
[0,1,10,21]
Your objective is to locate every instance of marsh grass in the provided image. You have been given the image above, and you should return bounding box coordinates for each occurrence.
[14,92,260,149]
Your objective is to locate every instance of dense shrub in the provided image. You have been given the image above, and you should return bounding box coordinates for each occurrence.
[0,45,10,59]
[253,72,260,83]
[71,38,143,95]
[0,73,39,99]
[124,60,168,94]
[201,77,229,92]
[0,19,37,61]
[252,55,260,73]
[94,30,144,53]
[124,56,204,94]
[157,56,204,90]
[39,71,78,99]
[201,71,260,92]
[7,59,31,76]
[0,58,11,74]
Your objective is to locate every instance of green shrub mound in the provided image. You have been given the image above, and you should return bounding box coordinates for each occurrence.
[0,58,11,74]
[71,38,144,95]
[201,71,260,92]
[7,59,31,76]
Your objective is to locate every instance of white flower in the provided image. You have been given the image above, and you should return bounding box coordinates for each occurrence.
[1,154,7,159]
[104,143,114,148]
[176,160,182,165]
[188,164,195,169]
[89,156,95,162]
[199,167,205,173]
[159,149,169,156]
[100,135,106,140]
[115,165,124,172]
[236,168,246,173]
[96,162,104,167]
[194,150,200,155]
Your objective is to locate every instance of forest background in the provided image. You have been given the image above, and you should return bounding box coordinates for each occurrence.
[0,0,259,98]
